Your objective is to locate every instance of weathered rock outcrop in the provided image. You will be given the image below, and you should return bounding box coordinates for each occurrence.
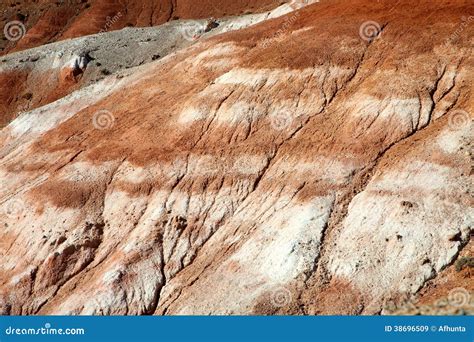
[0,0,314,128]
[1,0,302,54]
[0,0,472,315]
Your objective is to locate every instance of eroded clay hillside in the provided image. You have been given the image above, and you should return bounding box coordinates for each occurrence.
[0,0,311,128]
[0,0,473,315]
[0,0,284,54]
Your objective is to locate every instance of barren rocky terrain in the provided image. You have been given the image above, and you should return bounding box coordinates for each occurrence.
[1,0,286,54]
[0,0,472,315]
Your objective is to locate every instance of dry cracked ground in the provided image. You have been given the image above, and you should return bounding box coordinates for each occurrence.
[0,0,473,315]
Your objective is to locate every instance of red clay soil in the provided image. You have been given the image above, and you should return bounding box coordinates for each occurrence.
[0,66,84,129]
[1,0,284,54]
[0,70,29,128]
[19,0,473,187]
